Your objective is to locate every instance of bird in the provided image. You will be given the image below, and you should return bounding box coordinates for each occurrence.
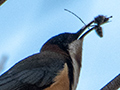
[0,15,111,90]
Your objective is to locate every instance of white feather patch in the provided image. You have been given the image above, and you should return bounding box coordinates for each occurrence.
[68,39,83,90]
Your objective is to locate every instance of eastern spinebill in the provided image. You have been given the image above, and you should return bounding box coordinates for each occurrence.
[0,15,112,90]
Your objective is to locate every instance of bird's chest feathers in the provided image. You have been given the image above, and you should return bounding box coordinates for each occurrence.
[68,39,83,90]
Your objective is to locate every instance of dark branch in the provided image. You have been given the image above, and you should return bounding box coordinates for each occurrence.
[0,0,7,6]
[101,74,120,90]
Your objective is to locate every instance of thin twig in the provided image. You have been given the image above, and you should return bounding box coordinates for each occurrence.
[64,9,86,26]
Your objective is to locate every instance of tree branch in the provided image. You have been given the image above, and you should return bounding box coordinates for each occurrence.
[101,74,120,90]
[0,0,7,6]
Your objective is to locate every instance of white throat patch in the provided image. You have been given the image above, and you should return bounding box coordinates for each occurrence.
[68,39,83,90]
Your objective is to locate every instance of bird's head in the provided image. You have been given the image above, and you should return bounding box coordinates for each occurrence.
[40,15,112,55]
[40,32,81,53]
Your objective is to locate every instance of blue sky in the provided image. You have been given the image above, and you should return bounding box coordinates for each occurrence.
[0,0,120,90]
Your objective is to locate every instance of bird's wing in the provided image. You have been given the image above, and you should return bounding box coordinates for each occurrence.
[0,51,66,90]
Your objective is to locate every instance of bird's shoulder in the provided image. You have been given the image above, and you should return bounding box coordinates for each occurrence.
[0,51,68,90]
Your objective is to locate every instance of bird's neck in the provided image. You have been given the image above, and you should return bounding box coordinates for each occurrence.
[40,44,69,57]
[68,39,83,90]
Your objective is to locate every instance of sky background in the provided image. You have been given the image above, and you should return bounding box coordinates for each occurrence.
[0,0,120,90]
